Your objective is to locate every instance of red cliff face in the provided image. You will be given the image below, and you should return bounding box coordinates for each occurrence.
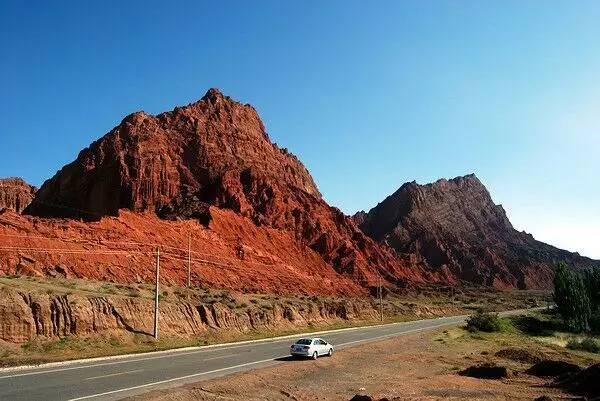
[354,174,600,289]
[0,177,36,213]
[25,89,433,287]
[26,89,320,219]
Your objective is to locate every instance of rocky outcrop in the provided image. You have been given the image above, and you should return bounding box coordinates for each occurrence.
[0,178,36,213]
[0,208,367,296]
[354,174,600,289]
[0,285,466,344]
[23,89,433,287]
[25,89,319,219]
[0,287,384,344]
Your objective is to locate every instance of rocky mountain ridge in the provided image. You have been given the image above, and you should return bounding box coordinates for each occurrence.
[354,174,599,288]
[21,89,434,288]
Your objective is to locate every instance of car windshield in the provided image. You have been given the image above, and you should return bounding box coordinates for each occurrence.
[295,339,312,345]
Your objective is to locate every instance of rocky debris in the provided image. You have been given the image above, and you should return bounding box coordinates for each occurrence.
[495,347,545,364]
[349,396,391,401]
[0,177,36,213]
[349,396,373,401]
[354,174,600,289]
[557,363,600,398]
[22,88,434,287]
[157,189,212,227]
[526,360,582,378]
[533,397,553,401]
[459,363,508,379]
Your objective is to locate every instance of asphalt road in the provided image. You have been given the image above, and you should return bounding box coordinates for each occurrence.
[0,308,539,401]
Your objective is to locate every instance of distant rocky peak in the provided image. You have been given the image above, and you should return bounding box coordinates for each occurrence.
[355,173,599,289]
[0,177,36,214]
[202,87,226,103]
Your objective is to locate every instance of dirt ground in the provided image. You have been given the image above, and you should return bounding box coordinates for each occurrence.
[133,325,596,401]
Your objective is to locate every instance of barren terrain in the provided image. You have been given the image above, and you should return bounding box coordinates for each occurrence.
[133,320,599,401]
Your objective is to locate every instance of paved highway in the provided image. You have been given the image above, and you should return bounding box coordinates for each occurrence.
[0,309,538,401]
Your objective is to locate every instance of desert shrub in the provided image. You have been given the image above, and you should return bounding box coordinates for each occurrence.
[100,284,117,295]
[510,314,559,336]
[554,262,591,332]
[466,311,503,332]
[108,336,122,347]
[589,311,600,334]
[567,338,600,354]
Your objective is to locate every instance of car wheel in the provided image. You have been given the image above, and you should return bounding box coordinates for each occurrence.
[312,351,318,360]
[327,348,333,357]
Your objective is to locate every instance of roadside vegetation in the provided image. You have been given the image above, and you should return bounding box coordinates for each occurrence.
[453,261,600,399]
[553,261,600,334]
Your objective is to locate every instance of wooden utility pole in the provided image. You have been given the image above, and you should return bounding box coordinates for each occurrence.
[187,233,191,289]
[378,275,383,322]
[153,247,160,339]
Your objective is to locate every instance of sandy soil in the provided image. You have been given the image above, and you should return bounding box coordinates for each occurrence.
[133,327,590,401]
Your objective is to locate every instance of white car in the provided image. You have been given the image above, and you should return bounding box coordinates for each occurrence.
[290,337,333,359]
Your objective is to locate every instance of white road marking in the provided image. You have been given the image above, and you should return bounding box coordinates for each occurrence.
[2,315,453,375]
[0,316,466,379]
[0,336,312,379]
[204,354,239,361]
[84,369,144,381]
[66,321,459,400]
[67,356,286,400]
[336,322,452,348]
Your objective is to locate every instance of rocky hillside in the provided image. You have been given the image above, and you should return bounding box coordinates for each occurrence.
[0,177,36,213]
[354,174,599,289]
[23,89,434,287]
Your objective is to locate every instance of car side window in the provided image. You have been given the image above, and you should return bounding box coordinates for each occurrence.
[319,340,327,345]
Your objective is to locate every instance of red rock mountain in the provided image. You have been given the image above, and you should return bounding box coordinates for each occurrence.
[354,174,599,289]
[0,177,36,213]
[25,89,433,286]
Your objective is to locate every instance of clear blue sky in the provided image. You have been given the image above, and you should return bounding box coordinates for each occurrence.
[1,1,599,258]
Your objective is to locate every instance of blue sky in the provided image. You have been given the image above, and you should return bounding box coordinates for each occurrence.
[1,1,599,258]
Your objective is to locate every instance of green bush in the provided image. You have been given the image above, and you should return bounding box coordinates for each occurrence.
[554,262,591,332]
[466,312,503,333]
[566,337,600,354]
[589,311,600,334]
[583,268,600,308]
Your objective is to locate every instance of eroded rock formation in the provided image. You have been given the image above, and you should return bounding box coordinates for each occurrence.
[0,177,36,213]
[0,286,459,344]
[354,174,600,289]
[24,89,433,286]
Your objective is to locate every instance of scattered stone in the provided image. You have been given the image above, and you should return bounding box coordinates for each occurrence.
[349,395,373,401]
[459,363,508,379]
[526,360,581,378]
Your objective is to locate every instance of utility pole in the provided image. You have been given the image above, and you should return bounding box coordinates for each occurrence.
[187,233,191,289]
[378,275,383,322]
[153,247,160,340]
